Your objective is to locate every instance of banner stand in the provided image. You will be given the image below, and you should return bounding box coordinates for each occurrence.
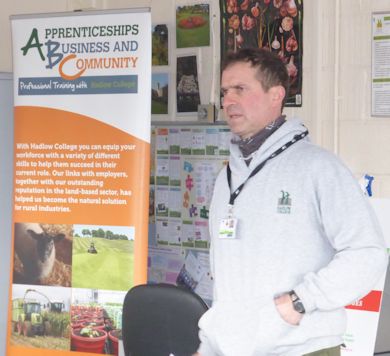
[8,9,151,356]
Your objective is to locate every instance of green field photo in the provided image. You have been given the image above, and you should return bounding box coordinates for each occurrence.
[72,236,134,291]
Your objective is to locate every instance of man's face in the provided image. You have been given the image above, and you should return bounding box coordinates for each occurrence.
[221,61,284,139]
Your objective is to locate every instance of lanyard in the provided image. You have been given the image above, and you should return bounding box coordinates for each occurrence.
[227,130,308,206]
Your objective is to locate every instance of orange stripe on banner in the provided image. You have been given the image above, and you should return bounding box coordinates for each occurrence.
[345,290,383,312]
[8,345,108,356]
[8,106,149,356]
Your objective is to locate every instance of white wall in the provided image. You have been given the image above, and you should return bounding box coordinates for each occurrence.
[337,0,390,198]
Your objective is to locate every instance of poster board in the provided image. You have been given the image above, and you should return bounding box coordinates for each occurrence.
[371,11,390,117]
[219,0,303,107]
[8,9,151,356]
[148,124,230,305]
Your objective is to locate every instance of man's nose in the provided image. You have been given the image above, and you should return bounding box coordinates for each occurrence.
[222,91,235,108]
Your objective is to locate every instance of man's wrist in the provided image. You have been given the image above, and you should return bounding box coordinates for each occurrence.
[274,293,303,325]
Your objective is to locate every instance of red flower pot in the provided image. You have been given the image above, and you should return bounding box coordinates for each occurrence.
[71,328,107,354]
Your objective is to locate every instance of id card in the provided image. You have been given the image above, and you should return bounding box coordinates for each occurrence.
[219,217,238,239]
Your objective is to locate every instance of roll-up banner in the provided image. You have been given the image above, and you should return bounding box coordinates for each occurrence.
[8,9,151,356]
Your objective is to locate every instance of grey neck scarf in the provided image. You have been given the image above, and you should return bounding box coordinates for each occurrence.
[231,115,286,166]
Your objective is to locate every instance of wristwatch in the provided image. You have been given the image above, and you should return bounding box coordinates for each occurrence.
[288,290,305,314]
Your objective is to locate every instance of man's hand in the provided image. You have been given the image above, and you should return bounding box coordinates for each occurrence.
[274,293,303,326]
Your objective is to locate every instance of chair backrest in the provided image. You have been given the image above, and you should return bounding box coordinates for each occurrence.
[122,283,208,356]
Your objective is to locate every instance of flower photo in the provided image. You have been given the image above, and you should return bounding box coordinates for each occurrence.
[220,0,303,106]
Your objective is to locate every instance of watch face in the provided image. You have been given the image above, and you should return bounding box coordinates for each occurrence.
[293,300,305,313]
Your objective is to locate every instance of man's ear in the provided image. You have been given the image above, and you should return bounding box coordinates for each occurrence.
[269,85,286,107]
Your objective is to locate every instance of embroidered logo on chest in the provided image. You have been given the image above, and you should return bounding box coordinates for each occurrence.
[277,190,291,214]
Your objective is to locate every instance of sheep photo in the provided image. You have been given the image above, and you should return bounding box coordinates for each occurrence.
[13,222,73,287]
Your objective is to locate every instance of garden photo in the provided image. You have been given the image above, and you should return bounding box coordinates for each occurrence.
[176,4,210,48]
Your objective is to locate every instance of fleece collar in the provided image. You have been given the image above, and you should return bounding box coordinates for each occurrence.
[228,117,309,180]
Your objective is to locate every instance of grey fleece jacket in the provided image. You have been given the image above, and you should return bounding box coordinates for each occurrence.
[198,118,388,356]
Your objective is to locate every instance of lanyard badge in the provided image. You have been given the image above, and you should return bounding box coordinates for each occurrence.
[219,204,238,239]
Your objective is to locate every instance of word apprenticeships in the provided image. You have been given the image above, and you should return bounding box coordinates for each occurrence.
[45,24,139,39]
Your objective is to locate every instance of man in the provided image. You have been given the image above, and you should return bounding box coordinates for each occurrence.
[196,48,388,355]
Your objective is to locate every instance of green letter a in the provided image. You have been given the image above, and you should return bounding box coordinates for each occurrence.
[21,28,45,61]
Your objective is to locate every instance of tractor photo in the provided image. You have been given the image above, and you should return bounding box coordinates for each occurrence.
[11,289,58,337]
[12,297,45,337]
